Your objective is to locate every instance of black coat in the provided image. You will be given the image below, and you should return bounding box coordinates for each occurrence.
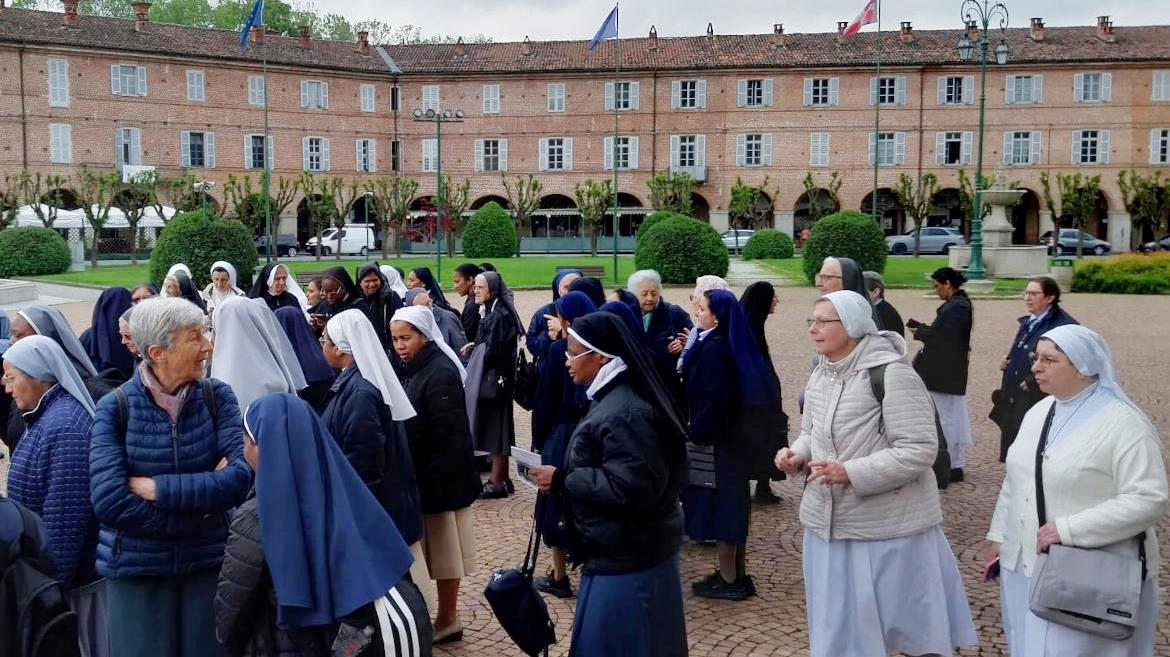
[459,297,480,344]
[554,375,686,575]
[912,290,973,395]
[398,344,480,515]
[875,299,905,338]
[363,289,404,348]
[641,301,692,403]
[321,367,423,545]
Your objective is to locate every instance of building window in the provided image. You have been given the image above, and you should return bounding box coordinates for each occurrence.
[1151,129,1170,164]
[1153,72,1170,101]
[1075,72,1111,102]
[49,123,72,164]
[869,132,905,166]
[245,134,272,170]
[606,81,638,111]
[1074,130,1109,164]
[301,80,329,109]
[810,132,831,167]
[186,70,205,102]
[360,84,376,112]
[547,83,565,112]
[111,64,146,96]
[181,131,215,168]
[422,139,437,172]
[115,127,141,166]
[356,138,376,172]
[248,75,265,106]
[670,134,706,179]
[676,135,697,167]
[936,131,972,166]
[540,137,573,171]
[390,140,401,171]
[871,76,907,105]
[738,78,773,107]
[672,79,706,109]
[390,86,400,112]
[422,85,440,111]
[736,133,771,167]
[1004,131,1042,166]
[476,138,507,172]
[805,78,838,107]
[604,136,639,170]
[1006,74,1042,104]
[48,58,69,107]
[302,136,330,171]
[482,84,500,114]
[939,75,973,105]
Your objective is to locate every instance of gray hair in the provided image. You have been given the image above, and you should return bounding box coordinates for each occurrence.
[627,269,662,293]
[863,271,886,297]
[130,297,206,356]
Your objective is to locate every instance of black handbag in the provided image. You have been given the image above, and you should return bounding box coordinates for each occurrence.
[513,347,539,411]
[484,521,556,656]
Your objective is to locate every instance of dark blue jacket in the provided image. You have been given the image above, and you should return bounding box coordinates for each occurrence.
[1002,303,1078,389]
[641,301,692,404]
[89,371,253,579]
[526,302,556,364]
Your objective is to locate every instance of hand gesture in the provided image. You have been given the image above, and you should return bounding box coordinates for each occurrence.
[129,476,157,502]
[807,459,850,487]
[545,314,562,340]
[774,448,806,475]
[531,466,557,494]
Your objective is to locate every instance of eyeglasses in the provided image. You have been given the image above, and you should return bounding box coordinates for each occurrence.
[814,273,842,284]
[806,317,843,329]
[565,349,595,362]
[1030,353,1064,369]
[0,374,13,385]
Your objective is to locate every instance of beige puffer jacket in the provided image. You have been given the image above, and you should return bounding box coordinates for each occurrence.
[791,332,942,541]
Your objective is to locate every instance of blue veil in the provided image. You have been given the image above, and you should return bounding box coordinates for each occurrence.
[706,289,774,406]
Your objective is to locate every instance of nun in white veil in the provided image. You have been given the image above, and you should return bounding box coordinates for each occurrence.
[391,306,467,382]
[381,265,409,298]
[209,296,307,410]
[988,324,1167,657]
[202,261,246,315]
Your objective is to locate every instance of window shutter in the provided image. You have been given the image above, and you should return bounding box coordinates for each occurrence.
[935,132,946,165]
[603,136,613,170]
[244,136,252,170]
[937,77,947,104]
[1071,131,1081,164]
[1151,129,1160,164]
[763,79,774,107]
[320,82,329,109]
[321,138,331,171]
[803,78,814,106]
[1005,75,1016,104]
[630,82,640,110]
[129,128,141,164]
[895,76,907,104]
[356,139,364,171]
[1101,73,1112,102]
[1074,73,1085,102]
[369,140,377,172]
[762,133,773,166]
[538,138,548,171]
[564,138,573,170]
[671,81,681,109]
[1002,132,1013,165]
[474,139,484,172]
[628,137,639,169]
[206,133,216,168]
[736,79,747,107]
[669,135,680,167]
[868,133,876,165]
[695,135,706,168]
[1030,132,1042,164]
[829,78,840,106]
[137,66,147,96]
[499,139,508,171]
[604,82,615,111]
[696,80,707,108]
[301,81,309,108]
[735,134,746,166]
[894,132,906,164]
[302,137,310,170]
[1099,130,1110,164]
[963,76,975,104]
[62,125,72,163]
[1034,75,1043,102]
[869,78,878,105]
[110,65,120,95]
[961,131,973,165]
[115,129,124,165]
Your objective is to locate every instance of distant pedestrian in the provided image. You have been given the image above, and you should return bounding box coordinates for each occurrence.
[452,263,483,344]
[356,263,404,348]
[526,269,580,363]
[249,263,308,313]
[863,271,904,338]
[202,261,246,317]
[627,269,691,402]
[739,281,788,504]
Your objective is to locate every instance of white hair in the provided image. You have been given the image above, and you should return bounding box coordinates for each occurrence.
[130,297,206,356]
[627,269,662,292]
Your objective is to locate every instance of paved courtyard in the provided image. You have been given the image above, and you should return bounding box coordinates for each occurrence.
[48,281,1170,656]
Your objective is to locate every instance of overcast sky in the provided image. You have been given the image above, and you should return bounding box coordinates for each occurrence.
[342,0,1170,42]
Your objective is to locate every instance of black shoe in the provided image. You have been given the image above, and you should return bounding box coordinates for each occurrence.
[753,483,780,504]
[949,468,965,483]
[479,481,509,499]
[505,478,515,494]
[692,572,753,601]
[535,573,574,598]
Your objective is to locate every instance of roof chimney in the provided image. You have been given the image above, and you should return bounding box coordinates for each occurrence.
[706,22,714,38]
[297,25,310,48]
[772,22,786,47]
[837,21,848,33]
[355,30,369,55]
[1096,15,1115,42]
[1029,17,1046,42]
[648,25,659,50]
[62,0,80,26]
[454,36,466,57]
[900,21,913,42]
[249,25,264,45]
[521,35,533,56]
[132,1,150,31]
[966,20,979,40]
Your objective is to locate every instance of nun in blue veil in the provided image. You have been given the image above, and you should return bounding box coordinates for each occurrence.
[525,268,580,363]
[273,306,335,413]
[215,393,431,657]
[599,300,645,344]
[79,287,135,380]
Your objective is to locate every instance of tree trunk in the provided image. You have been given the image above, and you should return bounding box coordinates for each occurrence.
[393,226,402,258]
[129,224,139,265]
[315,226,323,261]
[446,232,456,258]
[590,229,598,257]
[381,224,391,258]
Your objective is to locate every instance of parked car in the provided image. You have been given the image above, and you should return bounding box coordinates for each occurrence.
[886,227,965,255]
[1040,229,1112,256]
[1138,235,1170,253]
[721,229,755,250]
[305,224,378,256]
[254,234,300,258]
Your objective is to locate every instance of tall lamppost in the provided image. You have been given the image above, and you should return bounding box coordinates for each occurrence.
[412,107,464,281]
[957,0,1009,280]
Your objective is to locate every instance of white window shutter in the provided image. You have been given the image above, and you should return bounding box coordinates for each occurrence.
[696,80,707,108]
[320,82,329,109]
[821,133,831,166]
[669,135,680,167]
[803,79,814,106]
[895,132,906,165]
[1002,132,1013,165]
[736,80,747,107]
[180,131,191,167]
[869,78,878,105]
[603,136,614,170]
[961,131,973,165]
[206,133,216,168]
[604,82,615,111]
[115,129,124,165]
[321,138,331,171]
[538,138,548,171]
[110,65,120,95]
[735,134,746,166]
[937,77,946,105]
[1030,132,1042,164]
[1034,75,1043,102]
[829,78,840,106]
[1074,73,1084,102]
[695,135,706,168]
[301,81,309,108]
[868,133,876,165]
[356,140,363,171]
[629,137,639,169]
[474,139,484,172]
[243,136,252,170]
[630,82,640,110]
[129,128,140,164]
[1005,75,1016,104]
[302,137,310,170]
[895,76,907,104]
[265,136,274,170]
[137,66,147,96]
[1151,129,1160,164]
[935,132,946,165]
[670,81,680,109]
[1100,130,1110,164]
[1071,131,1080,164]
[963,75,975,104]
[763,79,774,107]
[1102,73,1112,101]
[65,125,73,163]
[369,140,377,172]
[499,139,508,171]
[762,134,773,166]
[564,138,573,170]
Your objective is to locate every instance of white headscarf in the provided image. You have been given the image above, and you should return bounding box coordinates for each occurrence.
[821,290,879,339]
[691,275,729,299]
[1041,324,1143,418]
[381,266,408,298]
[210,261,239,288]
[268,264,310,312]
[391,306,466,382]
[325,310,416,420]
[3,335,96,416]
[162,263,192,297]
[210,296,307,410]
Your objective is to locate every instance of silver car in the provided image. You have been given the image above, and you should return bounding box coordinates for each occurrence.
[721,229,755,250]
[886,227,965,255]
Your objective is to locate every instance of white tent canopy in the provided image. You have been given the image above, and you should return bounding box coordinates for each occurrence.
[13,204,175,229]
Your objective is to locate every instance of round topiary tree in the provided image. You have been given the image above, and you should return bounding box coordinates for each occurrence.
[635,210,686,251]
[0,227,71,277]
[801,211,888,283]
[635,216,729,284]
[742,229,795,260]
[149,211,259,289]
[462,201,517,259]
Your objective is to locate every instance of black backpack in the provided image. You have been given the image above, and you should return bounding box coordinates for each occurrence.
[0,501,80,657]
[868,364,952,490]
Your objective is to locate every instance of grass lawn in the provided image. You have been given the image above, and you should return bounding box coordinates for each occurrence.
[757,255,1030,294]
[28,255,638,290]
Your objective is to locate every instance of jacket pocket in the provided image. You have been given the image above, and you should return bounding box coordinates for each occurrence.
[113,532,123,560]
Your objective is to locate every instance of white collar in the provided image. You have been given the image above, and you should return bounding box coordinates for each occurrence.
[586,357,627,400]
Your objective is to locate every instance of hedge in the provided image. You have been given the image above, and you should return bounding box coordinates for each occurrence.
[0,227,72,277]
[634,216,729,284]
[742,229,795,260]
[801,211,888,283]
[149,211,259,289]
[1072,253,1170,294]
[635,210,686,251]
[462,201,516,259]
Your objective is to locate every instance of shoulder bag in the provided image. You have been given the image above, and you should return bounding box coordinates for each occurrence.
[484,520,556,656]
[1028,403,1147,640]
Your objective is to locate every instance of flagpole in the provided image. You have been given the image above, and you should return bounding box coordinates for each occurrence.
[611,3,620,284]
[261,9,273,264]
[871,0,881,226]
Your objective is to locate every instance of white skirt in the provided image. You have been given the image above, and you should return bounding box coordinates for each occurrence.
[1000,565,1159,657]
[931,392,973,467]
[803,525,977,657]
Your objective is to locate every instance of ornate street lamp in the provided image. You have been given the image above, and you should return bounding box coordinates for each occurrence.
[958,0,1009,280]
[412,107,464,280]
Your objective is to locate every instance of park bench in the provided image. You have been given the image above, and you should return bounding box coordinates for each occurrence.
[295,271,322,286]
[557,265,605,279]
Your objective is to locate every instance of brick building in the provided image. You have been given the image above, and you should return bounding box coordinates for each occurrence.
[2,2,1169,251]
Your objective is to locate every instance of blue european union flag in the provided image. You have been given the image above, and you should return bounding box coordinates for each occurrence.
[589,6,618,51]
[240,0,264,49]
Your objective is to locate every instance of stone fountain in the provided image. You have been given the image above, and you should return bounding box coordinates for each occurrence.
[949,171,1050,280]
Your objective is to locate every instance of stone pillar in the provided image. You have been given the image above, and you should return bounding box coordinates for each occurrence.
[774,211,794,236]
[709,210,730,232]
[1107,211,1131,252]
[1038,210,1055,237]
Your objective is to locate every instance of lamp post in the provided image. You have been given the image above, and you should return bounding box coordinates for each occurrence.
[194,180,215,220]
[957,0,1009,280]
[413,107,464,281]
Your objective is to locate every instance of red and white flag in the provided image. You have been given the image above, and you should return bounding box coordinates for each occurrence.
[841,0,877,37]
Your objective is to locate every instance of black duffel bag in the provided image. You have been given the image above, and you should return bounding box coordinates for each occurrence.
[483,521,556,657]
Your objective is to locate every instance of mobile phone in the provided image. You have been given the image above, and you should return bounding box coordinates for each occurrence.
[983,557,1001,582]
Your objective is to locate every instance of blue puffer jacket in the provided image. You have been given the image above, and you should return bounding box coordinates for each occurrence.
[89,370,253,579]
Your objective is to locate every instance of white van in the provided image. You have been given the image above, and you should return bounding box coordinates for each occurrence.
[304,224,378,256]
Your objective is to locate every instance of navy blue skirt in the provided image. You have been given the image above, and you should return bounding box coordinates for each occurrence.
[570,556,688,657]
[534,423,573,548]
[682,444,751,544]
